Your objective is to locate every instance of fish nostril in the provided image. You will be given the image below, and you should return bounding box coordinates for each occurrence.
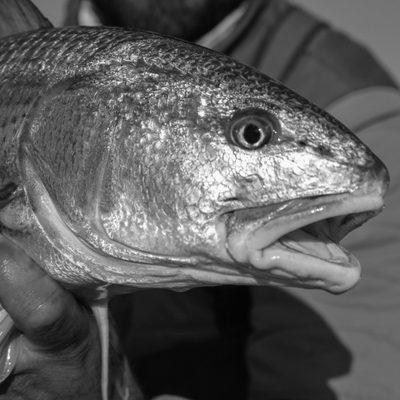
[297,141,334,157]
[316,144,333,157]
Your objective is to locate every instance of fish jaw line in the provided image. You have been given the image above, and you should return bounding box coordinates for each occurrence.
[222,189,384,293]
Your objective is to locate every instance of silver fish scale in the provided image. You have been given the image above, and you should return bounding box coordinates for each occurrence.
[0,27,146,186]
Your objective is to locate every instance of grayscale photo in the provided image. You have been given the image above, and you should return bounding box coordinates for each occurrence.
[0,1,399,399]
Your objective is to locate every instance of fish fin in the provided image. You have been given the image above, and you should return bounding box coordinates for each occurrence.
[0,0,53,39]
[91,300,110,400]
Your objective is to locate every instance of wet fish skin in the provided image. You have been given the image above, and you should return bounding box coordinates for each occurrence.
[0,26,388,295]
[0,22,389,400]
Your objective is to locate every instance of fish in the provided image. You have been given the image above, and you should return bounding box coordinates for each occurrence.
[0,0,389,399]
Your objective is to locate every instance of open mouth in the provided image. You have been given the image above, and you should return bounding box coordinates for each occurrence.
[224,190,384,293]
[279,210,375,266]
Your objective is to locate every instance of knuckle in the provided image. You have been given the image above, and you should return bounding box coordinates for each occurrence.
[27,295,91,355]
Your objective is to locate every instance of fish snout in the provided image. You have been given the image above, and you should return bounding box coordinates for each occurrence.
[362,150,390,199]
[371,153,390,197]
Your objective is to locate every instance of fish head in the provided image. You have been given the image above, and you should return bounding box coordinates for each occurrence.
[14,31,388,295]
[91,36,388,293]
[204,97,388,293]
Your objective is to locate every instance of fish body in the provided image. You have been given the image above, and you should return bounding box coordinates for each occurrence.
[0,26,388,296]
[0,2,389,398]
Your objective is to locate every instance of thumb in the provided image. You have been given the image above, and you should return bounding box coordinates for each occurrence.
[0,239,90,352]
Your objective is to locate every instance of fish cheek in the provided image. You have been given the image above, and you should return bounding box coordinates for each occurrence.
[152,136,237,255]
[96,122,206,255]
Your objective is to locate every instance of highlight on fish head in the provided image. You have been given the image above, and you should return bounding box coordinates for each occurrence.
[15,32,389,295]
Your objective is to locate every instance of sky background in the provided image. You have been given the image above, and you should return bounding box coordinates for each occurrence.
[32,0,400,83]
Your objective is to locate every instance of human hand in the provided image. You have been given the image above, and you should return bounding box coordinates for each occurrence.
[0,240,102,400]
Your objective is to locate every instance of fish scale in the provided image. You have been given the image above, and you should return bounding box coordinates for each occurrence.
[0,29,130,188]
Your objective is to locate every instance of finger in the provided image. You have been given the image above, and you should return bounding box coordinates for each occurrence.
[0,239,90,351]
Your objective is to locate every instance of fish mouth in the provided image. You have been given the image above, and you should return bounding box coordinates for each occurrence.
[223,190,384,293]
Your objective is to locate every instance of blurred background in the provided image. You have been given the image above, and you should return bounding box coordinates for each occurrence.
[32,0,400,82]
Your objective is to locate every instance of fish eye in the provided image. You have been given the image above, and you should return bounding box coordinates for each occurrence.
[229,109,278,150]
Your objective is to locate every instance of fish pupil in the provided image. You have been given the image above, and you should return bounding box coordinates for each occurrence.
[243,123,263,145]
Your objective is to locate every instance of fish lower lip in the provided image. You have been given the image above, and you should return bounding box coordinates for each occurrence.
[224,190,384,293]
